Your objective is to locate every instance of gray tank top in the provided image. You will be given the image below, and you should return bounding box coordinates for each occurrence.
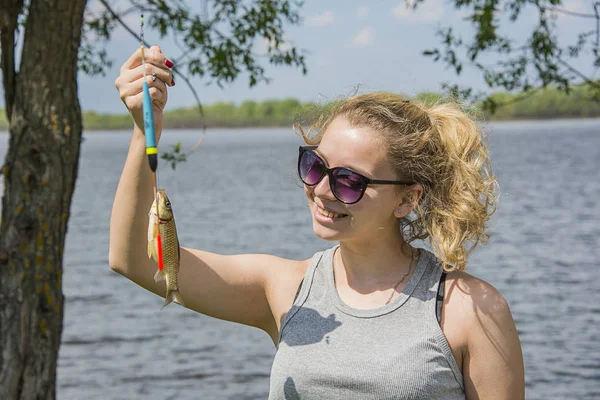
[268,245,465,399]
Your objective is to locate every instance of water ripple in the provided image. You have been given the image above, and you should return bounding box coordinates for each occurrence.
[4,121,594,399]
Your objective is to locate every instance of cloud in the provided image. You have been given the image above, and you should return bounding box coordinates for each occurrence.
[257,37,293,54]
[357,6,369,18]
[352,27,373,47]
[392,0,444,23]
[307,11,335,27]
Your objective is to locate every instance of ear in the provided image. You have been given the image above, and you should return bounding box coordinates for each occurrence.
[394,185,423,218]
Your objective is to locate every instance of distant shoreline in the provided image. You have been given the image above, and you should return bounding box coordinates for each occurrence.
[0,115,600,134]
[1,114,600,133]
[1,86,600,131]
[78,114,600,131]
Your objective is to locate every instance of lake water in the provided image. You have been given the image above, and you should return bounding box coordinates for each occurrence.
[1,119,599,399]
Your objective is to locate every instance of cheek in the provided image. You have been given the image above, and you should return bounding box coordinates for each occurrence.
[344,199,368,218]
[349,190,395,218]
[304,184,313,199]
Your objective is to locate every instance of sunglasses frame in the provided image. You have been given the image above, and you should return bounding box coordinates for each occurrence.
[298,145,415,204]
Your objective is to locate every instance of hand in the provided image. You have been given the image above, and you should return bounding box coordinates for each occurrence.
[114,45,175,138]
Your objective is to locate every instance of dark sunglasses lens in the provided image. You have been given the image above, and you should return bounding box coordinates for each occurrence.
[332,169,365,203]
[299,150,325,185]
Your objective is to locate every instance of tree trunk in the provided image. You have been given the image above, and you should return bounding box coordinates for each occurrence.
[0,0,86,398]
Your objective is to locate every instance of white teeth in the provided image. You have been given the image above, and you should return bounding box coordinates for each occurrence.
[318,206,345,218]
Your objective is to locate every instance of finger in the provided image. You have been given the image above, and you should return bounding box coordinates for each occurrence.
[149,86,167,109]
[121,47,143,72]
[145,63,174,87]
[124,92,145,113]
[120,45,174,72]
[125,88,166,113]
[120,73,168,102]
[121,62,174,87]
[127,89,166,106]
[147,74,167,99]
[150,45,175,69]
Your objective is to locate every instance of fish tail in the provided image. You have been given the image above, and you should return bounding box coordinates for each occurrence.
[162,289,184,309]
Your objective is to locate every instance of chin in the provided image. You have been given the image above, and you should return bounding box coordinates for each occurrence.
[312,219,344,242]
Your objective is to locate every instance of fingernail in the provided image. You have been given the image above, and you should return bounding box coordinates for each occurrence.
[171,79,175,86]
[165,59,174,68]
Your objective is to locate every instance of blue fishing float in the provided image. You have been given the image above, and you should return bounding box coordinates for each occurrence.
[140,14,158,172]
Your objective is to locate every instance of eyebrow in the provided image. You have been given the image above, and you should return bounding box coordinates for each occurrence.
[314,149,374,178]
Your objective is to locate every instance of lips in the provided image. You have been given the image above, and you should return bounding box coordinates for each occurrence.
[316,204,347,219]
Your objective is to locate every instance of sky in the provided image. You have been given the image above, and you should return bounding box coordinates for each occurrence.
[2,0,598,113]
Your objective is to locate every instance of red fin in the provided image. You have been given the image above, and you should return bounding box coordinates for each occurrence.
[157,233,164,271]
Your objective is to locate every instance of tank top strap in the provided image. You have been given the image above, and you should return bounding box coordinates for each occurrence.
[417,253,464,388]
[414,249,447,324]
[436,271,447,325]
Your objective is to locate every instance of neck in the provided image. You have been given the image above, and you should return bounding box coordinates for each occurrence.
[334,229,415,291]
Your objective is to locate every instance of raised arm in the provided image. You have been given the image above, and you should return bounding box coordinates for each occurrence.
[109,46,306,342]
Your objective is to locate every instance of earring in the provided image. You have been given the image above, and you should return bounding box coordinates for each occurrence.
[394,206,405,219]
[394,202,414,218]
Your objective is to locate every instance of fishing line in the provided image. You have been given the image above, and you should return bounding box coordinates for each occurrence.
[141,13,164,271]
[98,0,207,159]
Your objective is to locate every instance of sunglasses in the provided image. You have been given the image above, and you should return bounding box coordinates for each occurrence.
[298,146,415,204]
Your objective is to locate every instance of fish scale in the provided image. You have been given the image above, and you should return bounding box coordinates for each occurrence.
[148,189,184,308]
[159,216,181,299]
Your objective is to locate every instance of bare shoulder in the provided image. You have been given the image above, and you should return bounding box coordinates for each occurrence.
[444,269,525,398]
[444,270,511,321]
[443,269,516,345]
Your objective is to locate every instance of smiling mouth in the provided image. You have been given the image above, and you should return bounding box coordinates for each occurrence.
[317,205,347,219]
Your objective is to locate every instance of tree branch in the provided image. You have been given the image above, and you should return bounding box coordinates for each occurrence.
[544,5,598,19]
[96,0,147,44]
[488,86,543,109]
[97,0,206,130]
[557,58,600,90]
[594,1,600,47]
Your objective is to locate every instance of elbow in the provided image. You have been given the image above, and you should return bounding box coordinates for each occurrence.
[108,250,128,276]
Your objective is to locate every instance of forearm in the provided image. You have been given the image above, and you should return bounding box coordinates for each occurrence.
[108,125,157,274]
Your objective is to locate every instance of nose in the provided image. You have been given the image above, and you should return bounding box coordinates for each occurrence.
[312,172,337,201]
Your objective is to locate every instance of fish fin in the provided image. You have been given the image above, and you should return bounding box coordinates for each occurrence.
[147,240,158,261]
[148,214,158,240]
[153,269,166,283]
[147,214,158,261]
[162,289,184,309]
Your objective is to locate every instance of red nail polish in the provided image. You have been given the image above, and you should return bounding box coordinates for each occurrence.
[171,79,175,86]
[165,59,174,68]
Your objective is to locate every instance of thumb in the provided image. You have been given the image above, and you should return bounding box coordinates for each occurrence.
[150,45,163,59]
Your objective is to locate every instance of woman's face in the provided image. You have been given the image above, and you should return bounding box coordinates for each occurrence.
[304,116,410,244]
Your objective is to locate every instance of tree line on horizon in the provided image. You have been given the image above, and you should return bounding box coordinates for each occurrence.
[1,85,599,132]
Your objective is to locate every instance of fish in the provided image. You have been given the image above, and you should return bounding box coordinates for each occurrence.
[147,188,185,308]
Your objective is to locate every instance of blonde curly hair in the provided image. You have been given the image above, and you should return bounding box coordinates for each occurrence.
[295,91,498,271]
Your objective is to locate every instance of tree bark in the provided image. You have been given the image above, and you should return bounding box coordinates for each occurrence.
[0,0,24,120]
[0,0,86,398]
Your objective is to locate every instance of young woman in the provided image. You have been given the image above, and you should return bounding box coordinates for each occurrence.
[110,46,525,399]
